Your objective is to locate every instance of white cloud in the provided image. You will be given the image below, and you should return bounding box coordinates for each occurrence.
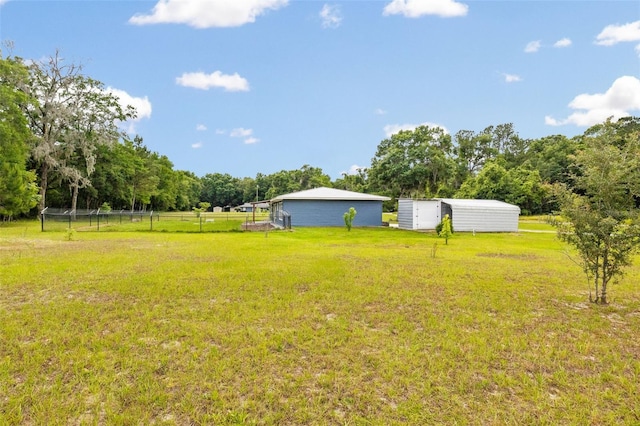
[320,4,342,29]
[129,0,289,28]
[545,76,640,127]
[595,20,640,46]
[554,38,572,48]
[196,124,207,131]
[215,129,226,135]
[344,164,364,175]
[374,108,387,115]
[230,127,253,138]
[230,128,259,144]
[383,0,468,18]
[192,142,203,149]
[106,87,152,133]
[383,122,448,137]
[176,71,250,92]
[524,40,541,53]
[384,123,413,137]
[503,73,522,83]
[0,0,8,6]
[106,88,152,120]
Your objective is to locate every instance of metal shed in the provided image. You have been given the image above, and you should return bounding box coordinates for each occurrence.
[398,198,520,232]
[270,187,390,227]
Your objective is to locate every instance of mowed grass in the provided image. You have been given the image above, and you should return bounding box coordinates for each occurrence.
[1,221,639,424]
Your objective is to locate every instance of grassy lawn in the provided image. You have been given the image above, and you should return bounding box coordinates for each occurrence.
[382,212,397,224]
[40,212,270,233]
[1,221,639,424]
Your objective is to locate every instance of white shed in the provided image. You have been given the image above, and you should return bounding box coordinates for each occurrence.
[398,198,520,232]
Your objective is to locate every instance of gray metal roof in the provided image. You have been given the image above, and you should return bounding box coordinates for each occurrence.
[271,187,390,202]
[236,202,269,208]
[438,198,521,212]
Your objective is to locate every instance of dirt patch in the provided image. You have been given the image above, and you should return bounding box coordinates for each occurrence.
[0,237,64,250]
[242,222,277,231]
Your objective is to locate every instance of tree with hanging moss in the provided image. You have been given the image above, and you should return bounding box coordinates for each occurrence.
[23,50,135,214]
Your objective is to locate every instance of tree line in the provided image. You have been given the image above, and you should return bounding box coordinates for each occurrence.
[1,49,638,220]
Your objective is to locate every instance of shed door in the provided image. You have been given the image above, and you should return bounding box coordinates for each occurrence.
[416,201,440,229]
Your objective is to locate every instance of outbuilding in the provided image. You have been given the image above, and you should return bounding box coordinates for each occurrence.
[234,202,254,213]
[270,187,390,228]
[398,198,520,232]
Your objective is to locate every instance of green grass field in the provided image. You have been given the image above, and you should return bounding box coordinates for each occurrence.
[40,211,270,233]
[1,220,639,424]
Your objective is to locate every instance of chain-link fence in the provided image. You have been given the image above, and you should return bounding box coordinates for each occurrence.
[40,208,272,233]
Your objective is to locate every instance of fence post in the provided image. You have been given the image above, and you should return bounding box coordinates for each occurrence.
[40,207,48,232]
[150,211,154,231]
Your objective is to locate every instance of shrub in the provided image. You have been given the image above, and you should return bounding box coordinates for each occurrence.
[438,214,453,244]
[343,207,357,231]
[435,216,454,235]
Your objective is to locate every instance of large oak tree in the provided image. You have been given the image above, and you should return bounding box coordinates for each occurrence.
[23,50,135,213]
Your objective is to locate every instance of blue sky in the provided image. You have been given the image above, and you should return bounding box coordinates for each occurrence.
[1,0,639,179]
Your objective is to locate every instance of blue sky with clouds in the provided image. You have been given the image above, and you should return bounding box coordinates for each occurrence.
[1,0,639,179]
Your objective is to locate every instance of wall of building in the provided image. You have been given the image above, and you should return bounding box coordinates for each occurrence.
[283,200,384,227]
[448,206,519,232]
[397,199,416,229]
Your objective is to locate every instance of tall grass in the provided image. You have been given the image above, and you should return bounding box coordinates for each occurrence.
[1,221,639,424]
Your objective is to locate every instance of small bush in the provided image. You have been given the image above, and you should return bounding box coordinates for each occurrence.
[343,207,357,231]
[435,217,454,235]
[64,228,76,241]
[438,214,453,245]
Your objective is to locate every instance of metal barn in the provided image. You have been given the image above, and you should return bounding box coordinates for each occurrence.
[398,198,520,232]
[270,187,390,228]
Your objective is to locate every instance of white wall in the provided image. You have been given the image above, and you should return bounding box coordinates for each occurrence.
[416,200,440,229]
[398,199,440,230]
[450,206,519,232]
[397,199,417,229]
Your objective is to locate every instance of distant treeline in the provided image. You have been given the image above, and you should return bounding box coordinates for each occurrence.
[2,50,639,218]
